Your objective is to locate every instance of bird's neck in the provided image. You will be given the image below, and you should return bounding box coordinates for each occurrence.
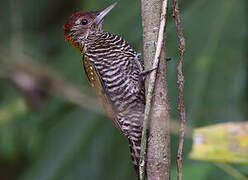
[68,31,105,53]
[66,36,84,52]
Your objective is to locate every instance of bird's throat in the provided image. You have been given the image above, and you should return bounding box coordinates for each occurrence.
[65,35,84,52]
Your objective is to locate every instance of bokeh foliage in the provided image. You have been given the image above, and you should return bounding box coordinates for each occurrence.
[0,0,247,179]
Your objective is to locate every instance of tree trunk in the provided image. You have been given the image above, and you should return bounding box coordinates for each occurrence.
[140,0,171,179]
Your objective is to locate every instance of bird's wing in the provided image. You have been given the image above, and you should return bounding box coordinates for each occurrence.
[82,55,122,131]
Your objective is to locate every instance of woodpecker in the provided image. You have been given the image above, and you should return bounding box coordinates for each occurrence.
[63,3,145,177]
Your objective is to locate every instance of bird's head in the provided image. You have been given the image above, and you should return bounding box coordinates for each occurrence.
[63,2,117,49]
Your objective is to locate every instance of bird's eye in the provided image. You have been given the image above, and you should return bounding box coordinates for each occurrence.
[81,18,88,25]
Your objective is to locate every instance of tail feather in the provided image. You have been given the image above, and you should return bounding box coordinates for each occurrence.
[128,139,141,180]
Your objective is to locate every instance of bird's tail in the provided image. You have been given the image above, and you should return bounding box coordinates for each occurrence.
[128,138,141,179]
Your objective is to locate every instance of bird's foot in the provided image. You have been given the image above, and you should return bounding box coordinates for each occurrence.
[140,66,158,77]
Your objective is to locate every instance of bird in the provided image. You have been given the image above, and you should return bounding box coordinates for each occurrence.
[63,2,145,178]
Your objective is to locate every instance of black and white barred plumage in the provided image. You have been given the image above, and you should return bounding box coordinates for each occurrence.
[63,3,144,178]
[84,31,145,174]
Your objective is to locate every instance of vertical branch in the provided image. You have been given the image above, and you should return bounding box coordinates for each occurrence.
[172,1,186,180]
[140,0,170,179]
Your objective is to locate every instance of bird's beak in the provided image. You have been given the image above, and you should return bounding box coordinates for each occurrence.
[94,2,117,24]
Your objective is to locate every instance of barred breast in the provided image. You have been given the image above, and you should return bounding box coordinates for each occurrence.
[82,31,145,176]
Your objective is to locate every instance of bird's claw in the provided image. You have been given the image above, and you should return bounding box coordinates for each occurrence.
[140,66,158,77]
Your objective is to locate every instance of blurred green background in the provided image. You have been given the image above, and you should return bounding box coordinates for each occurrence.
[0,0,247,179]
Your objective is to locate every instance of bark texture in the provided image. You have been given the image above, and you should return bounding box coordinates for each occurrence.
[140,0,171,179]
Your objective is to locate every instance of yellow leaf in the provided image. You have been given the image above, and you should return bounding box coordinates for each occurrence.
[189,122,248,164]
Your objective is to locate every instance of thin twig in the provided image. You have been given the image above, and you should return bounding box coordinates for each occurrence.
[139,0,169,179]
[172,1,186,180]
